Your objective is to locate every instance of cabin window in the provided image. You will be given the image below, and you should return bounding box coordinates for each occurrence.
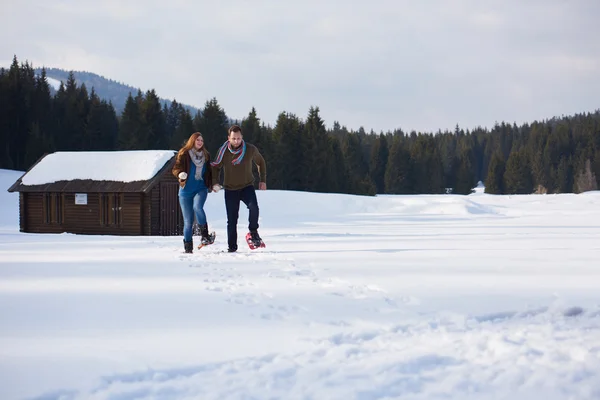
[43,193,63,224]
[100,193,123,227]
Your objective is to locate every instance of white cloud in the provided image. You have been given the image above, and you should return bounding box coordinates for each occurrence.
[48,0,143,20]
[2,0,599,132]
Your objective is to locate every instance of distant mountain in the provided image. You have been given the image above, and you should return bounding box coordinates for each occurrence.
[35,68,200,116]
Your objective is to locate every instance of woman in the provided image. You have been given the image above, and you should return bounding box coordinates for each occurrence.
[172,132,215,253]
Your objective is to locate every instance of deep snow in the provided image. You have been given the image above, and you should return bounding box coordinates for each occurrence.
[1,169,600,400]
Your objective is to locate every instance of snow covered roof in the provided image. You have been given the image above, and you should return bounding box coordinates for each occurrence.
[21,150,175,185]
[9,150,176,193]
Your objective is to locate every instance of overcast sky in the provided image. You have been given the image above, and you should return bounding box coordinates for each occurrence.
[2,0,599,133]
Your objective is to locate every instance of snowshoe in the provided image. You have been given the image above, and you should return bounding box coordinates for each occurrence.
[246,231,265,250]
[198,232,216,249]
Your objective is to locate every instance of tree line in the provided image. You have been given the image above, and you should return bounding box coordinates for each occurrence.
[2,56,599,195]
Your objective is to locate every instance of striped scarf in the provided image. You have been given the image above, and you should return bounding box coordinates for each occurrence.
[211,140,246,166]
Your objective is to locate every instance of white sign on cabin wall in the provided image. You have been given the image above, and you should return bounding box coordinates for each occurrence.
[75,193,88,205]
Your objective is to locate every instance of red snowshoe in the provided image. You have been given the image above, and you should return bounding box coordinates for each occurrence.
[246,231,266,250]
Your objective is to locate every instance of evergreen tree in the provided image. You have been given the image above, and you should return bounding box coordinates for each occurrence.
[542,122,571,192]
[23,67,55,165]
[481,131,497,184]
[86,90,118,151]
[241,107,260,145]
[303,106,329,192]
[471,129,486,182]
[25,122,54,167]
[4,56,36,169]
[438,132,458,190]
[85,89,103,150]
[574,159,598,193]
[594,149,600,189]
[0,67,9,168]
[385,134,412,194]
[454,147,476,195]
[74,83,91,149]
[528,123,549,190]
[140,89,166,149]
[369,133,389,194]
[140,89,168,150]
[556,155,574,193]
[102,100,119,150]
[194,97,228,153]
[57,73,89,151]
[242,108,274,161]
[241,108,274,187]
[271,112,305,190]
[484,152,505,194]
[171,106,195,149]
[118,93,143,149]
[504,149,533,194]
[330,120,345,141]
[52,81,68,150]
[33,68,53,138]
[164,100,180,145]
[343,132,371,194]
[410,134,445,194]
[327,136,350,193]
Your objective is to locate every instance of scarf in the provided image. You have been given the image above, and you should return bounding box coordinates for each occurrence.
[210,140,246,166]
[188,149,205,180]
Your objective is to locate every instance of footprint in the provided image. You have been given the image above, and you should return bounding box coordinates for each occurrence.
[259,312,284,320]
[227,293,260,306]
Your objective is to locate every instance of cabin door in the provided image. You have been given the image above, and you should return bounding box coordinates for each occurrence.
[159,182,182,235]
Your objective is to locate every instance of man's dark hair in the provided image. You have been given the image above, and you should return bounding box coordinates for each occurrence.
[228,125,242,135]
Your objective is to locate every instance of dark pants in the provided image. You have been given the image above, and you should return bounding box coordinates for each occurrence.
[225,185,259,251]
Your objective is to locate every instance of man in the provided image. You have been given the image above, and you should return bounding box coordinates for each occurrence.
[211,125,267,252]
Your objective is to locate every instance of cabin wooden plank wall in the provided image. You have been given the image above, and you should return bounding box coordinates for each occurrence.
[150,186,160,235]
[150,167,182,236]
[139,193,146,236]
[24,193,59,234]
[121,193,142,234]
[141,193,151,236]
[19,193,26,232]
[23,192,144,235]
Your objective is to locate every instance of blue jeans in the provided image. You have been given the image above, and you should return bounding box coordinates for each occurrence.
[179,189,208,242]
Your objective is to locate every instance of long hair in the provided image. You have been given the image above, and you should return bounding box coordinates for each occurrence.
[178,132,210,160]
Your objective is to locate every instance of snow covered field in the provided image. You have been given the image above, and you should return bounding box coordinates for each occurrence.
[1,168,600,400]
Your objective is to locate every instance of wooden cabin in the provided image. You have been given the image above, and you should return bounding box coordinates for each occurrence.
[7,150,186,236]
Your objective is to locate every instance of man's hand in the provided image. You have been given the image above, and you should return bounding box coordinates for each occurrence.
[212,184,222,193]
[259,182,267,190]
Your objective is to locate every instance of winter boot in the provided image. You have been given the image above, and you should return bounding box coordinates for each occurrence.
[183,239,193,254]
[250,230,263,247]
[199,223,216,247]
